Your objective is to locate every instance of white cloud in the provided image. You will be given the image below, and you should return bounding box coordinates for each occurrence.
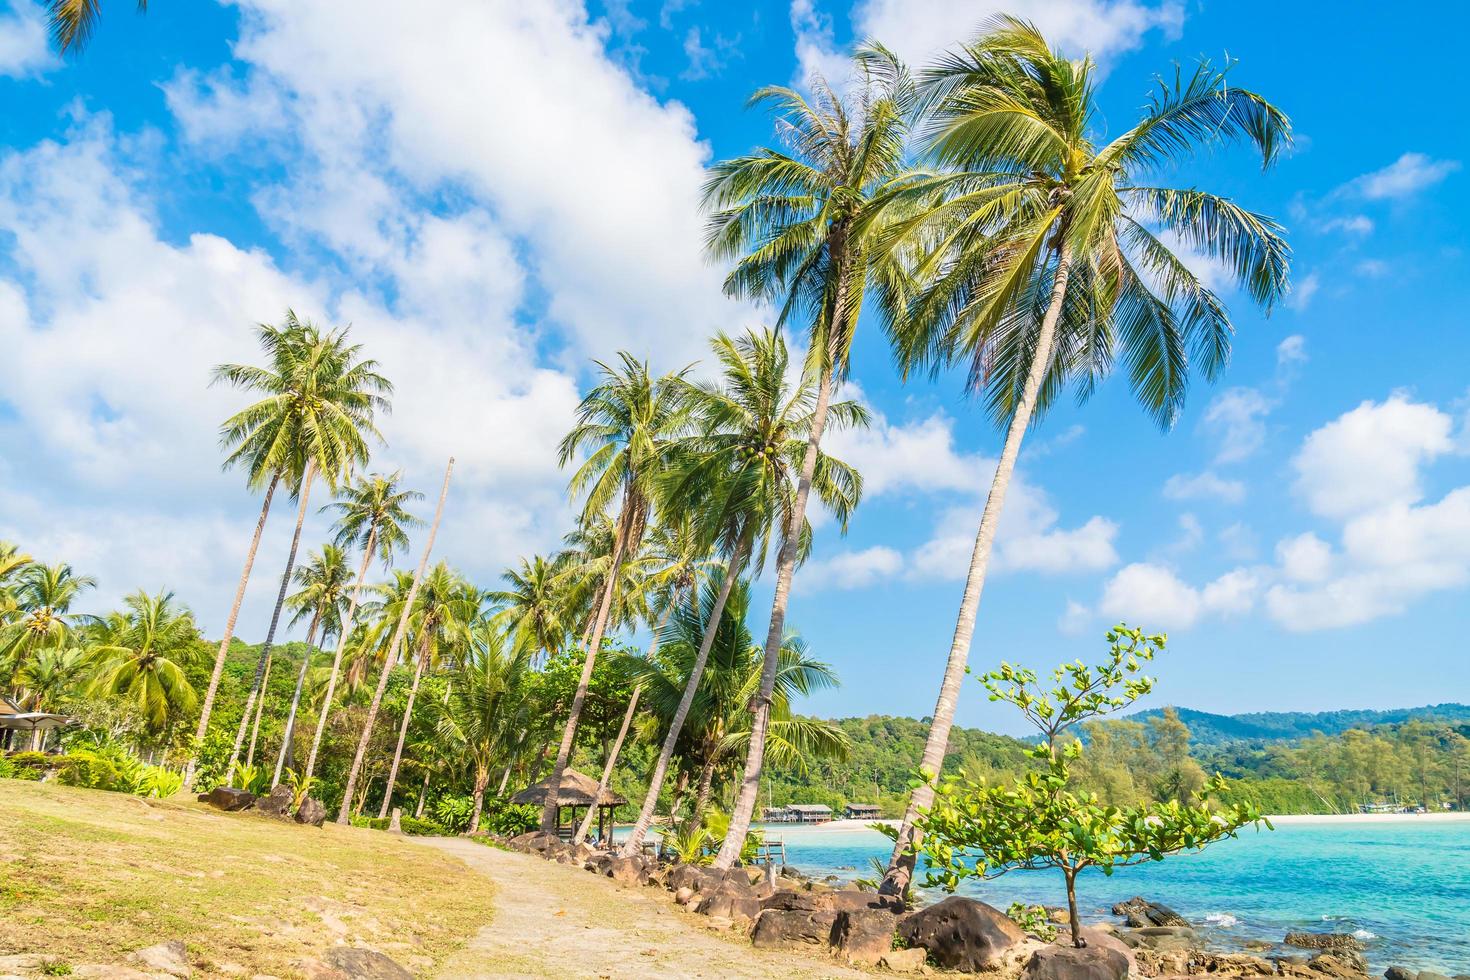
[1203,387,1274,464]
[1275,532,1332,583]
[1318,215,1373,236]
[0,0,53,78]
[1291,394,1455,519]
[824,410,987,497]
[1162,471,1246,504]
[909,501,1118,580]
[1285,271,1320,312]
[1351,153,1461,200]
[1096,562,1259,630]
[797,546,904,592]
[1217,522,1258,561]
[1276,334,1308,368]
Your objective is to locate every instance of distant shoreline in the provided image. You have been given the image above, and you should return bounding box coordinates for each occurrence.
[749,813,1470,835]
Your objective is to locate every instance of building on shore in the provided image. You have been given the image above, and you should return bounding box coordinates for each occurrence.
[843,803,880,820]
[761,804,833,824]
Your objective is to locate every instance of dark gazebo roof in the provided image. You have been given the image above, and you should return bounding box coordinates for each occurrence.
[511,768,626,807]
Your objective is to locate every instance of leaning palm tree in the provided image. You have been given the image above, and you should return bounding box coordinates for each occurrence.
[878,17,1290,893]
[88,590,202,740]
[704,56,921,868]
[271,544,351,785]
[215,314,392,778]
[622,328,864,856]
[303,472,422,780]
[1,562,97,688]
[376,563,480,818]
[540,355,688,832]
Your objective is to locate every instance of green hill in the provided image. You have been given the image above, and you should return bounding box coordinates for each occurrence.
[1123,703,1470,747]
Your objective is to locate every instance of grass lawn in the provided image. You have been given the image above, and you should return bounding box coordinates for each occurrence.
[0,779,495,977]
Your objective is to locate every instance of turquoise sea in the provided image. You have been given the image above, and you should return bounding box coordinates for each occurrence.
[757,819,1470,973]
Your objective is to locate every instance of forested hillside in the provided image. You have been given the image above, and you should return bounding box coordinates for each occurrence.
[1124,703,1470,747]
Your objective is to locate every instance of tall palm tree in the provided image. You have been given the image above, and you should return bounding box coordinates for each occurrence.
[541,355,688,831]
[1,562,97,687]
[879,18,1290,893]
[0,542,33,622]
[88,590,202,739]
[622,328,864,855]
[629,576,847,835]
[14,646,87,749]
[571,516,713,843]
[704,57,920,868]
[436,621,528,832]
[337,457,454,825]
[304,472,422,780]
[214,314,391,778]
[271,544,352,785]
[377,563,480,817]
[490,554,573,665]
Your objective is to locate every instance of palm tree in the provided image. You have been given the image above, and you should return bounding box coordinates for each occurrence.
[1,562,97,687]
[45,0,145,55]
[337,457,454,824]
[879,17,1290,893]
[437,622,528,832]
[629,576,847,836]
[271,544,352,785]
[703,57,920,868]
[0,542,33,622]
[571,516,713,843]
[304,472,422,780]
[490,554,573,664]
[377,563,480,818]
[88,590,202,740]
[622,328,864,855]
[13,646,87,750]
[541,355,688,832]
[214,314,391,778]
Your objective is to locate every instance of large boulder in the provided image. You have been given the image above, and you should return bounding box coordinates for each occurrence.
[750,909,839,950]
[253,784,295,818]
[1308,951,1371,979]
[294,796,327,827]
[878,947,929,974]
[822,889,906,914]
[1025,944,1130,980]
[695,883,762,923]
[608,855,648,886]
[1285,932,1366,952]
[831,908,901,965]
[1111,896,1188,928]
[198,787,255,811]
[1384,969,1416,980]
[128,940,191,978]
[321,947,413,979]
[896,896,1027,972]
[508,830,561,854]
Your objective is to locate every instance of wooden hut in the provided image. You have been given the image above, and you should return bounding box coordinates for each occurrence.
[843,803,881,820]
[511,768,626,845]
[785,804,833,824]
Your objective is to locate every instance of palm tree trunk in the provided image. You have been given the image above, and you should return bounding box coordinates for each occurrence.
[415,770,431,818]
[540,512,629,831]
[881,244,1073,896]
[469,768,489,834]
[271,612,321,787]
[497,763,512,797]
[336,457,454,824]
[228,461,317,774]
[305,527,376,780]
[572,601,678,844]
[713,362,837,868]
[688,754,717,833]
[623,547,748,856]
[378,631,430,819]
[185,473,279,790]
[247,650,273,766]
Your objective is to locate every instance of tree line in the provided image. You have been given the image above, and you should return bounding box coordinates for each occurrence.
[10,17,1295,881]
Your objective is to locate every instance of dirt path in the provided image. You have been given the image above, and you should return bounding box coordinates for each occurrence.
[421,837,878,979]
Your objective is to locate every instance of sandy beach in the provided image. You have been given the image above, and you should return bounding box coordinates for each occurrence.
[746,813,1470,836]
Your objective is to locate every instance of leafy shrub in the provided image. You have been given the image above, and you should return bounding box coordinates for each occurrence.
[349,814,449,836]
[283,769,315,809]
[56,750,124,791]
[0,756,13,779]
[432,795,475,832]
[230,763,268,795]
[7,751,51,771]
[137,766,184,799]
[1007,903,1058,942]
[668,825,713,865]
[478,799,538,837]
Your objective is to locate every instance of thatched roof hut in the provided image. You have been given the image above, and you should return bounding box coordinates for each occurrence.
[512,769,626,845]
[511,768,626,807]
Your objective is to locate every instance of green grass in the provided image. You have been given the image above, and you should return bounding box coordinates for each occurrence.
[0,779,495,976]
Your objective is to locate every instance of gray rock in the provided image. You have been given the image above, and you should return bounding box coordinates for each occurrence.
[128,940,191,977]
[896,895,1027,972]
[877,947,928,973]
[294,797,327,827]
[322,947,413,980]
[1384,968,1416,980]
[831,908,900,965]
[1285,931,1365,951]
[253,784,294,818]
[1025,944,1130,980]
[198,787,255,811]
[1418,974,1453,980]
[750,909,839,950]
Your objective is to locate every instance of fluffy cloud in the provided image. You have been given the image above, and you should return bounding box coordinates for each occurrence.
[1350,153,1461,201]
[1203,387,1274,464]
[797,546,904,591]
[0,1,52,78]
[1097,563,1259,630]
[1291,395,1455,519]
[1162,471,1246,504]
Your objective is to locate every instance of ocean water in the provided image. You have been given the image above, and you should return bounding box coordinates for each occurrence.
[755,820,1470,973]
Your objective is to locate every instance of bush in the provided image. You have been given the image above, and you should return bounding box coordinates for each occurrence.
[7,751,51,771]
[349,814,449,837]
[55,750,125,791]
[478,799,538,837]
[432,795,475,833]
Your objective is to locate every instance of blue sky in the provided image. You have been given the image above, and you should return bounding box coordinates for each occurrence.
[0,0,1466,735]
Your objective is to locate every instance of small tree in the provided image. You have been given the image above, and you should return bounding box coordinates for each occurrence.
[894,626,1268,948]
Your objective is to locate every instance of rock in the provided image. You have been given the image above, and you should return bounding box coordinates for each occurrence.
[1131,925,1197,953]
[199,787,256,811]
[294,797,327,827]
[129,940,191,977]
[322,947,413,979]
[695,882,761,921]
[1025,944,1129,980]
[1307,950,1370,979]
[750,909,839,950]
[0,956,46,971]
[1285,932,1366,952]
[896,895,1027,972]
[253,785,294,818]
[823,889,906,914]
[1418,974,1453,980]
[1111,895,1188,927]
[674,886,696,906]
[1385,969,1416,980]
[387,808,403,834]
[508,830,560,854]
[71,966,160,979]
[608,856,647,886]
[831,908,901,965]
[878,947,929,973]
[761,889,823,913]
